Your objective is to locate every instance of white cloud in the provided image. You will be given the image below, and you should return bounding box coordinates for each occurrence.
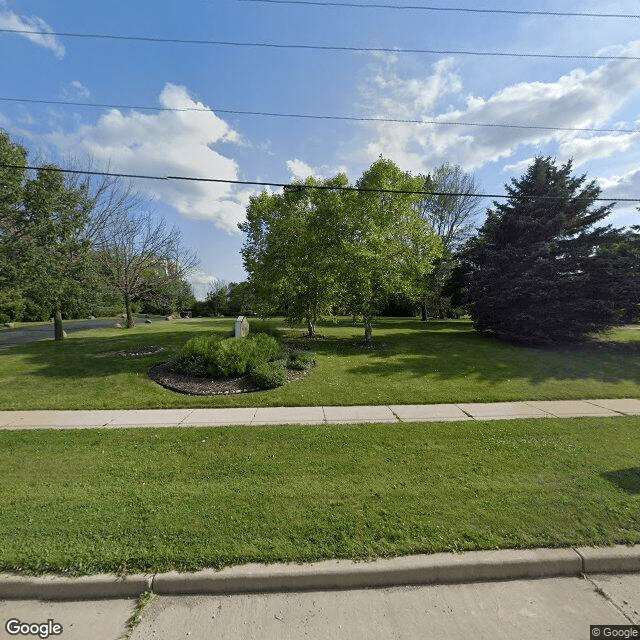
[0,4,65,58]
[286,158,317,180]
[360,42,640,173]
[187,269,221,301]
[557,133,640,168]
[48,83,251,234]
[62,81,91,100]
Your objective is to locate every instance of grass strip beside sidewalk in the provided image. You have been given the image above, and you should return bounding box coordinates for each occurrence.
[1,416,639,576]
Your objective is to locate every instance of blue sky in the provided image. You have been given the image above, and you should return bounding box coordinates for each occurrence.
[1,0,640,298]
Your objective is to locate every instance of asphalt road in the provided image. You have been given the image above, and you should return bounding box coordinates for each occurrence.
[0,318,147,349]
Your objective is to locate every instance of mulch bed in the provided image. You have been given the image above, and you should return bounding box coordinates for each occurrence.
[148,362,312,396]
[96,346,165,358]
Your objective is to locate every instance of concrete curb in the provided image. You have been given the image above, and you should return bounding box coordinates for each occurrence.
[1,546,639,600]
[0,573,152,600]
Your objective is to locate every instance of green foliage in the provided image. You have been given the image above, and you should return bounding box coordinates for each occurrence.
[341,158,443,343]
[0,287,24,323]
[0,131,96,333]
[172,332,282,379]
[464,157,633,344]
[286,349,316,370]
[249,359,287,389]
[240,175,347,336]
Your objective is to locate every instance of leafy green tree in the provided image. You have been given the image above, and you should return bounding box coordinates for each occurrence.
[226,281,256,316]
[240,174,347,336]
[0,137,94,338]
[464,156,632,343]
[203,281,229,316]
[341,158,442,345]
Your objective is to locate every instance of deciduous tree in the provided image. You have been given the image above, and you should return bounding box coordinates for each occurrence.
[94,210,198,328]
[341,158,442,345]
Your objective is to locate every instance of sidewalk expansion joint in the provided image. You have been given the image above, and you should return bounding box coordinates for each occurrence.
[177,409,195,426]
[582,572,637,625]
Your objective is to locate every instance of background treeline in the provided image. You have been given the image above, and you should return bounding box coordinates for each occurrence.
[2,127,638,345]
[0,130,197,336]
[238,156,640,344]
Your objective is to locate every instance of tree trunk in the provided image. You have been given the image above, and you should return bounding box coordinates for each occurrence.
[364,321,373,347]
[421,299,428,322]
[125,292,135,328]
[54,298,64,341]
[307,319,316,337]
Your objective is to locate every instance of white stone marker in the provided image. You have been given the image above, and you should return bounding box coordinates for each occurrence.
[235,315,249,337]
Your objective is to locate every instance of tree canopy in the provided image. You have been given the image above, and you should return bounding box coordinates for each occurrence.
[464,156,635,343]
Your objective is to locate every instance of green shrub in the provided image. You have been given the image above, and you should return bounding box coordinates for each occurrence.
[167,352,208,377]
[171,333,282,379]
[249,360,287,389]
[287,350,316,370]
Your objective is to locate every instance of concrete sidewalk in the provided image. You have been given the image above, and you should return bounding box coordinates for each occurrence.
[0,398,639,430]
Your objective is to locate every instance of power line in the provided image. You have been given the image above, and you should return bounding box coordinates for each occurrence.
[1,163,636,202]
[3,96,640,135]
[238,0,640,19]
[1,28,639,60]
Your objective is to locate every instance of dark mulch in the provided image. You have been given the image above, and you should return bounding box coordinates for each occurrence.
[148,362,312,396]
[96,346,165,358]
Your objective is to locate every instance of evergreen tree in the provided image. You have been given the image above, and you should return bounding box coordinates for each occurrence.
[464,156,632,343]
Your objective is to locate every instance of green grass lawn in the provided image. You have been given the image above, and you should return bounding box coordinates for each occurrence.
[1,416,639,575]
[0,317,638,409]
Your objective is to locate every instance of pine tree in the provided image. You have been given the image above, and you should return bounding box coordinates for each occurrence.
[464,156,631,343]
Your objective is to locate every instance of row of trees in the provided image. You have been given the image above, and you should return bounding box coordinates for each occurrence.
[0,130,198,337]
[240,158,482,345]
[240,156,639,345]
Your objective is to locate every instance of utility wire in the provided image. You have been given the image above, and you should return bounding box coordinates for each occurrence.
[1,28,639,60]
[238,0,640,19]
[2,96,640,135]
[1,163,636,201]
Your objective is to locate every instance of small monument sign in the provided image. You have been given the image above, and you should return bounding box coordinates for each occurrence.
[235,315,249,338]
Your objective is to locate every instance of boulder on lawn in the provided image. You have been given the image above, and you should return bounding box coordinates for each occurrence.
[165,315,173,321]
[145,319,152,324]
[114,322,122,328]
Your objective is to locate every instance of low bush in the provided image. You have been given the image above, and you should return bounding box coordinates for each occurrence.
[287,350,316,371]
[170,332,282,379]
[249,360,287,389]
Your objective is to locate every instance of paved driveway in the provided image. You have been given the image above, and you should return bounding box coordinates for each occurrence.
[0,318,146,349]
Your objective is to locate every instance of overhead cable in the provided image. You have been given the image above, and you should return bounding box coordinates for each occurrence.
[1,96,640,135]
[0,163,635,202]
[1,28,639,60]
[238,0,640,19]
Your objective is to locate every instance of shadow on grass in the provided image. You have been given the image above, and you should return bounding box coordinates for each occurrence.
[4,317,640,388]
[340,323,640,386]
[0,321,234,381]
[601,468,640,495]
